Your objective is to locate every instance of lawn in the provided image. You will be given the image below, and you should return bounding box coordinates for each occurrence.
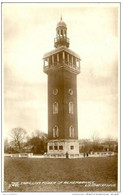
[4,156,118,192]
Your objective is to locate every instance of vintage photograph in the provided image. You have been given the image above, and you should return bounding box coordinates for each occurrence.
[3,2,120,192]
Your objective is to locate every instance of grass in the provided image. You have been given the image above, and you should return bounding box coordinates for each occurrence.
[4,156,118,192]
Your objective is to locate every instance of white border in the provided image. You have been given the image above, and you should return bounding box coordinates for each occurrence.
[0,1,122,195]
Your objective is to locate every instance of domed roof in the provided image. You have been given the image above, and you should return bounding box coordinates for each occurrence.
[57,17,67,28]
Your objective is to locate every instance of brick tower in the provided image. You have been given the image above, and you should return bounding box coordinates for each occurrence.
[43,18,81,158]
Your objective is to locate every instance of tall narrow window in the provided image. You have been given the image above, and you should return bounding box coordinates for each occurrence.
[53,102,58,114]
[69,102,73,114]
[69,126,74,138]
[53,128,55,138]
[61,29,63,36]
[53,125,59,138]
[55,125,59,137]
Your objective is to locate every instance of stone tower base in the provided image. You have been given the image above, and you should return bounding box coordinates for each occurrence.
[47,139,79,158]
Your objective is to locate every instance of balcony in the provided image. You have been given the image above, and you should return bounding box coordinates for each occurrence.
[54,36,70,48]
[43,60,80,74]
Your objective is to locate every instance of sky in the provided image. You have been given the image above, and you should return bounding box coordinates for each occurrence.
[3,3,120,140]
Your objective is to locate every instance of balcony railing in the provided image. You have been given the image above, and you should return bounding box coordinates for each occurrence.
[54,36,69,43]
[43,61,80,73]
[54,36,70,48]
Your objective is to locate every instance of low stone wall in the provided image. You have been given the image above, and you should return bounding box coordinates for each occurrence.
[10,153,33,158]
[46,154,66,158]
[44,153,84,159]
[83,152,115,158]
[69,154,80,158]
[5,151,115,159]
[4,154,12,157]
[29,155,47,158]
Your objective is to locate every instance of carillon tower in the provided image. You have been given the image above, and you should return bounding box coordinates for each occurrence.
[43,18,81,158]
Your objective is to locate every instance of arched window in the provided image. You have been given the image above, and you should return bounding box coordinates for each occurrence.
[53,102,58,114]
[69,102,73,114]
[53,125,59,138]
[69,126,74,138]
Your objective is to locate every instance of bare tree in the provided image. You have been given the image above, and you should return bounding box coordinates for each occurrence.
[79,139,91,153]
[10,127,27,150]
[91,131,101,152]
[104,136,118,152]
[4,138,9,153]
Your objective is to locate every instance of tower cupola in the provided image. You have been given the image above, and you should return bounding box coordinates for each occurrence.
[54,17,69,48]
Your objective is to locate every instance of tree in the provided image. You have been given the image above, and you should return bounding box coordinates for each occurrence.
[4,138,9,153]
[32,129,47,140]
[29,137,44,154]
[10,127,27,150]
[28,130,48,154]
[91,131,101,152]
[103,136,118,152]
[79,139,92,153]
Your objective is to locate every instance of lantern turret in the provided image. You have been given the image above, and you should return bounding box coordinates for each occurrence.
[54,17,69,48]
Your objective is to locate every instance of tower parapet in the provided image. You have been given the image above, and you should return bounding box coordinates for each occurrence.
[43,46,80,74]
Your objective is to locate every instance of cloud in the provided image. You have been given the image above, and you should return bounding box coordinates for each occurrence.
[78,100,118,139]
